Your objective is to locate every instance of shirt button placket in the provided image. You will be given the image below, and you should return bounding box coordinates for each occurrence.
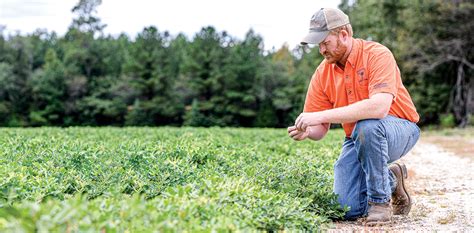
[345,74,355,104]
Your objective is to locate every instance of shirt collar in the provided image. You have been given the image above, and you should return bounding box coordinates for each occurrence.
[346,38,359,68]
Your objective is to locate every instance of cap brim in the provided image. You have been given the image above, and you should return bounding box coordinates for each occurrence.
[300,31,329,45]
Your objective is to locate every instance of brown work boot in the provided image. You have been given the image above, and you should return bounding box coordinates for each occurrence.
[389,162,412,215]
[365,202,392,226]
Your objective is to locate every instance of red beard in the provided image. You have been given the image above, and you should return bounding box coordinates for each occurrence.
[323,38,347,64]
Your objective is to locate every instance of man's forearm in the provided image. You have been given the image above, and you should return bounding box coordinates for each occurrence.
[295,93,393,132]
[307,124,330,141]
[318,94,392,124]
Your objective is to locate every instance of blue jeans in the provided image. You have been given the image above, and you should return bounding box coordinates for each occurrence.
[334,115,420,220]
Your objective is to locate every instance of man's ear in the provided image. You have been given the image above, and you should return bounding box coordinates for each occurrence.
[339,30,349,42]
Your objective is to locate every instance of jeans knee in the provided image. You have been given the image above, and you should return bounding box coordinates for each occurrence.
[352,119,382,142]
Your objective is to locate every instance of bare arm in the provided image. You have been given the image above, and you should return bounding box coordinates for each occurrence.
[307,123,330,140]
[288,123,330,141]
[295,93,393,131]
[316,93,393,123]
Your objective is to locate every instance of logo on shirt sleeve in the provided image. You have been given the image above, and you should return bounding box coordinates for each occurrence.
[374,83,389,89]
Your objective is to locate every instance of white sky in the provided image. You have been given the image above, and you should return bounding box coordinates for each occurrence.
[0,0,341,51]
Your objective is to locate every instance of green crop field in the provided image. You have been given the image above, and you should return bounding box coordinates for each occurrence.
[0,127,347,232]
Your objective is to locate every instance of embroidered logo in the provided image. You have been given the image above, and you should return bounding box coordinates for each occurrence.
[374,83,389,89]
[357,68,368,85]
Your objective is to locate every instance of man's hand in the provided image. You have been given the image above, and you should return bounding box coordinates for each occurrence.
[294,112,325,131]
[287,126,309,141]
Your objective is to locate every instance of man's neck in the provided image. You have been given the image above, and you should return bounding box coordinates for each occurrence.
[336,38,353,70]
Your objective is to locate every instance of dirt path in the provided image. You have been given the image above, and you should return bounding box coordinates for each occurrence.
[329,141,474,231]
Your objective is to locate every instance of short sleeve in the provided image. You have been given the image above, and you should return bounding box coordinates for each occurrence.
[368,50,399,99]
[303,69,333,112]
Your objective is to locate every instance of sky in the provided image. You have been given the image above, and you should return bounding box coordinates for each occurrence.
[0,0,341,51]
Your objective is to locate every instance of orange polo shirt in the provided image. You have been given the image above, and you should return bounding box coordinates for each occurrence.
[303,38,419,137]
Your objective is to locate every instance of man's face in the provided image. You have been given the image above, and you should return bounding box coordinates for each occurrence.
[318,33,347,64]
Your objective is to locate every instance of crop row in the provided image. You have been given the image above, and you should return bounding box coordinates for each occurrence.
[0,127,346,231]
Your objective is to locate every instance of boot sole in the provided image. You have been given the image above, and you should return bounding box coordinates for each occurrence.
[394,162,411,215]
[365,219,392,226]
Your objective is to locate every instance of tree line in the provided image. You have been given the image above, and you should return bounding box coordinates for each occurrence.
[0,0,472,128]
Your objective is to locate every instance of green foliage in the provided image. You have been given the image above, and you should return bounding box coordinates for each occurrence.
[70,0,106,34]
[183,99,210,127]
[0,0,468,127]
[124,99,155,126]
[439,113,456,128]
[0,127,346,231]
[123,26,184,126]
[29,49,67,125]
[254,100,278,127]
[0,102,9,124]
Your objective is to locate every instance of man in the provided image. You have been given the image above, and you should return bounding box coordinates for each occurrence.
[287,8,420,226]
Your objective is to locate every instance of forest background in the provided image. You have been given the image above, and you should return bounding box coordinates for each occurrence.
[0,0,472,128]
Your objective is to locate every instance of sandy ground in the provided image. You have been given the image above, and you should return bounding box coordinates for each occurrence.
[328,140,474,231]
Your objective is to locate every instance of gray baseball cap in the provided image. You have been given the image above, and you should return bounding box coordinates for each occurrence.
[301,8,350,45]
